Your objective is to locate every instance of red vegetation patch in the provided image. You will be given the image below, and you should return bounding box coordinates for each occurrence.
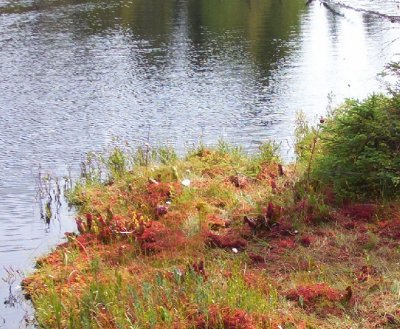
[385,313,400,326]
[355,265,379,282]
[343,221,357,230]
[191,260,207,278]
[262,202,284,221]
[95,303,116,328]
[276,238,296,249]
[285,284,347,303]
[243,271,269,293]
[207,214,229,230]
[137,221,186,253]
[229,175,249,188]
[355,232,378,250]
[155,204,168,217]
[329,211,349,228]
[248,252,265,263]
[257,163,283,181]
[284,283,347,316]
[110,214,136,233]
[265,217,294,239]
[145,182,182,207]
[195,305,256,329]
[205,232,248,250]
[201,167,226,178]
[197,148,212,157]
[377,219,400,239]
[299,235,314,247]
[36,250,63,267]
[294,199,332,224]
[341,203,377,221]
[85,213,93,230]
[73,233,98,250]
[98,226,113,244]
[100,242,136,266]
[243,206,292,238]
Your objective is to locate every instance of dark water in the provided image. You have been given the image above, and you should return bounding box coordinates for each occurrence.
[0,0,399,326]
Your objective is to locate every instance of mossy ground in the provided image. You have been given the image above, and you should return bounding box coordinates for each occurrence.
[23,144,400,329]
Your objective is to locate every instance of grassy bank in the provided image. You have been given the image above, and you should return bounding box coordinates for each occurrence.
[23,94,400,328]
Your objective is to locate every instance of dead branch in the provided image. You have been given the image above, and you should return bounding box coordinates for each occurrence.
[320,0,400,23]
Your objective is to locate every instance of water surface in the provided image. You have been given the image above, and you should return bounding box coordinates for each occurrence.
[0,0,399,326]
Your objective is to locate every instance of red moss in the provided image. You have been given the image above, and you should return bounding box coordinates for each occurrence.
[205,232,248,249]
[85,213,93,230]
[95,303,116,327]
[378,219,400,239]
[98,226,113,243]
[295,199,312,213]
[72,233,98,249]
[191,260,207,278]
[266,202,275,220]
[146,182,182,207]
[195,148,212,158]
[137,221,169,252]
[207,214,228,230]
[355,265,378,282]
[257,163,281,181]
[343,221,356,230]
[355,232,378,250]
[155,204,168,217]
[249,252,265,263]
[243,271,268,292]
[263,202,284,221]
[341,203,377,221]
[377,220,390,229]
[195,305,256,329]
[97,242,136,266]
[283,283,352,318]
[111,214,133,232]
[261,217,294,239]
[222,270,233,279]
[137,221,186,253]
[284,283,343,305]
[294,199,331,224]
[229,175,249,188]
[97,215,107,227]
[201,167,226,178]
[36,251,63,267]
[277,238,296,249]
[299,235,314,247]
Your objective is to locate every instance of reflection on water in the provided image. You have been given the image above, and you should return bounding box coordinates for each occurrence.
[0,0,399,326]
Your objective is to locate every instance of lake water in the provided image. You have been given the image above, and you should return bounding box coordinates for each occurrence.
[0,0,399,326]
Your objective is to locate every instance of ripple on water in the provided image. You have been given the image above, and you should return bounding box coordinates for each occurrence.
[0,0,400,327]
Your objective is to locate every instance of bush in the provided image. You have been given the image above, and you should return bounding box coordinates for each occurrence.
[308,94,400,199]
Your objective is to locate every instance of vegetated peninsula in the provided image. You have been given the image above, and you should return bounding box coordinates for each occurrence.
[23,92,400,328]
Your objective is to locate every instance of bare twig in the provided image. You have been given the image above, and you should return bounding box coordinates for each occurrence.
[321,0,400,23]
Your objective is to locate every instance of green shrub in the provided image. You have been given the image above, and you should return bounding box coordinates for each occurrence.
[107,147,126,178]
[258,140,281,163]
[310,94,400,199]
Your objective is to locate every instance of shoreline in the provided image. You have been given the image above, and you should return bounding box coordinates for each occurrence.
[22,136,400,328]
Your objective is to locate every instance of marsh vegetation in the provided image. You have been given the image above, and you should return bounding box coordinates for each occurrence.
[23,92,400,328]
